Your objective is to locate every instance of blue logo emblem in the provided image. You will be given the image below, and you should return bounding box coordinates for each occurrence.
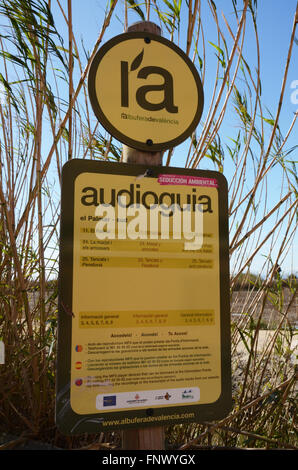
[103,395,116,406]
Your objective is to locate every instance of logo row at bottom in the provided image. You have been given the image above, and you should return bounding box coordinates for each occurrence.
[96,387,200,410]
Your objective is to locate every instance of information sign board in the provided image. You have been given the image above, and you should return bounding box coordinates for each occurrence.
[56,160,231,434]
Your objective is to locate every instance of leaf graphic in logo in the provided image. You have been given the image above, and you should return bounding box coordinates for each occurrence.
[130,49,144,71]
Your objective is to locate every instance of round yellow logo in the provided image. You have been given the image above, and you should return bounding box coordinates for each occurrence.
[88,32,204,151]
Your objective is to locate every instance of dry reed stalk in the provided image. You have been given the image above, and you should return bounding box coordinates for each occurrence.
[188,0,249,169]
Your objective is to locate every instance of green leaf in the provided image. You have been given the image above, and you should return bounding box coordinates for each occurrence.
[262,117,275,126]
[237,327,251,354]
[162,0,181,18]
[209,41,225,57]
[126,0,145,21]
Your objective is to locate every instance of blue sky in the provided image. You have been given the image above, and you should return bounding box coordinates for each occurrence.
[2,0,295,276]
[50,0,298,164]
[53,0,296,277]
[57,0,298,171]
[44,0,298,276]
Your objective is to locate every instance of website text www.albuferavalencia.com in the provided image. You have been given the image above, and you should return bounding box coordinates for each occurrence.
[102,410,195,427]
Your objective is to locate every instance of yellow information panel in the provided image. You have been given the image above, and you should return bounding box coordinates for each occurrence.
[56,160,231,434]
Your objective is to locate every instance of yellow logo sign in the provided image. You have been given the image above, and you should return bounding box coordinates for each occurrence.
[88,32,204,151]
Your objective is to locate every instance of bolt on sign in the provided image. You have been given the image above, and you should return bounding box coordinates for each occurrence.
[55,160,232,434]
[88,31,204,151]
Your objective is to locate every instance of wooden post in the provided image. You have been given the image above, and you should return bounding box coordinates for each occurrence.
[121,20,165,451]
